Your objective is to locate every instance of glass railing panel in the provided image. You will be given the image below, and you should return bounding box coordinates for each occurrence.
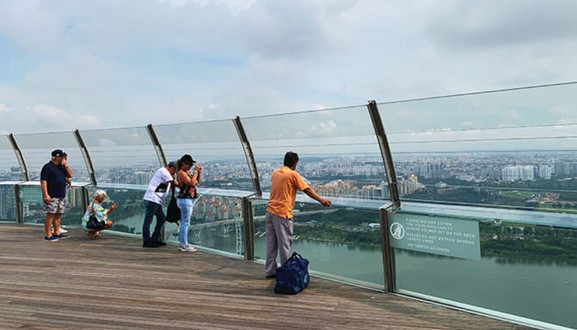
[88,184,249,257]
[241,106,388,201]
[18,182,86,227]
[153,120,252,191]
[86,184,147,235]
[252,197,384,287]
[0,182,18,222]
[389,203,577,329]
[164,193,245,257]
[381,82,577,136]
[0,136,22,181]
[79,127,159,185]
[379,82,577,209]
[13,132,91,182]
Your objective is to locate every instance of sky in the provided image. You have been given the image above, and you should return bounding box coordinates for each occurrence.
[1,0,577,135]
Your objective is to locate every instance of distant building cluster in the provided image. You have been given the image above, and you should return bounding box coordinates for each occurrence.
[501,166,536,181]
[2,153,577,208]
[0,166,23,181]
[191,195,242,221]
[0,186,16,220]
[415,163,450,179]
[311,173,419,200]
[500,165,560,182]
[395,154,576,184]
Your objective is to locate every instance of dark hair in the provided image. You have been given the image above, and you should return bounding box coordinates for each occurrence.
[283,152,299,168]
[177,154,194,171]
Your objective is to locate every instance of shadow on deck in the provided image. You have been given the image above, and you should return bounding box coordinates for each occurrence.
[0,224,532,329]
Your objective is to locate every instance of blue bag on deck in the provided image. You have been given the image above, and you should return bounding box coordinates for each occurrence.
[274,252,310,294]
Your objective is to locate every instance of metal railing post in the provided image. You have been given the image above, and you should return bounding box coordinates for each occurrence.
[233,116,262,197]
[146,124,167,167]
[380,205,396,292]
[367,100,400,206]
[242,196,255,260]
[73,130,97,186]
[81,185,89,215]
[14,184,23,224]
[367,100,400,293]
[8,134,29,181]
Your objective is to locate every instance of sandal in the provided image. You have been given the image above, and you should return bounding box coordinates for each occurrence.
[90,232,101,240]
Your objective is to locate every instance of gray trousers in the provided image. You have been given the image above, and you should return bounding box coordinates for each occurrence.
[265,212,293,277]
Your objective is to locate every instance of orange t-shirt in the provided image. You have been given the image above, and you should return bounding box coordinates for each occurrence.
[266,166,309,219]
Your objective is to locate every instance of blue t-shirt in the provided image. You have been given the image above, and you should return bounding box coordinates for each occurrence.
[40,162,67,198]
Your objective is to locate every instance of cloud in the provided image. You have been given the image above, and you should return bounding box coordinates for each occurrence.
[549,106,577,126]
[460,121,476,129]
[78,115,102,129]
[430,128,452,132]
[427,1,577,51]
[157,0,192,7]
[1,0,577,137]
[34,104,72,123]
[506,110,521,120]
[311,104,328,111]
[98,138,117,147]
[31,104,102,130]
[0,0,63,51]
[550,106,570,116]
[313,120,337,136]
[0,103,8,113]
[158,0,257,14]
[556,119,576,125]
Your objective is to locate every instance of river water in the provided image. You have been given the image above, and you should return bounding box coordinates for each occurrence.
[254,238,577,329]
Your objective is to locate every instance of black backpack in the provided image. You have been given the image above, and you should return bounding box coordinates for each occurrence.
[165,188,181,225]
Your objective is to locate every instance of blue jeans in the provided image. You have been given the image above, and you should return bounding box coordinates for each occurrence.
[177,198,194,247]
[142,200,166,243]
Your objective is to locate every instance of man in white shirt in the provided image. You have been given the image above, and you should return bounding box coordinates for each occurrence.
[142,161,177,248]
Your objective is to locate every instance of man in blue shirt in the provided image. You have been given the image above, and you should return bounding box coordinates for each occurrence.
[40,149,73,242]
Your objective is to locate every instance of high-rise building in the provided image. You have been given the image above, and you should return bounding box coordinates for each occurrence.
[501,166,535,181]
[397,174,419,196]
[555,162,573,176]
[539,165,552,180]
[0,185,16,220]
[135,171,153,185]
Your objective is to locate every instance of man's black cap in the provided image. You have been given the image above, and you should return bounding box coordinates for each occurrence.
[51,149,65,157]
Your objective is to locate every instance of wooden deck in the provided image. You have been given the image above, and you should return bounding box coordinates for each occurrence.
[0,224,533,330]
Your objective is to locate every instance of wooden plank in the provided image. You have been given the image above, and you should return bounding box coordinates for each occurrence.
[0,224,532,329]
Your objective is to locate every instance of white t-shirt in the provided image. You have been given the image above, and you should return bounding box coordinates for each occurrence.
[143,167,173,205]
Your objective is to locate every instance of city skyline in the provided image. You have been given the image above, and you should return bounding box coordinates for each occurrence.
[3,151,577,206]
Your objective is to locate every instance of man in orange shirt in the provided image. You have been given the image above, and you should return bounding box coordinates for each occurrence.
[265,152,332,278]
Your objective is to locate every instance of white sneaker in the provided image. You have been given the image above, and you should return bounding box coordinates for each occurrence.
[178,244,197,252]
[60,227,68,233]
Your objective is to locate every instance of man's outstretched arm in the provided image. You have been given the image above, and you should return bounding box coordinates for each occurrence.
[303,188,332,207]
